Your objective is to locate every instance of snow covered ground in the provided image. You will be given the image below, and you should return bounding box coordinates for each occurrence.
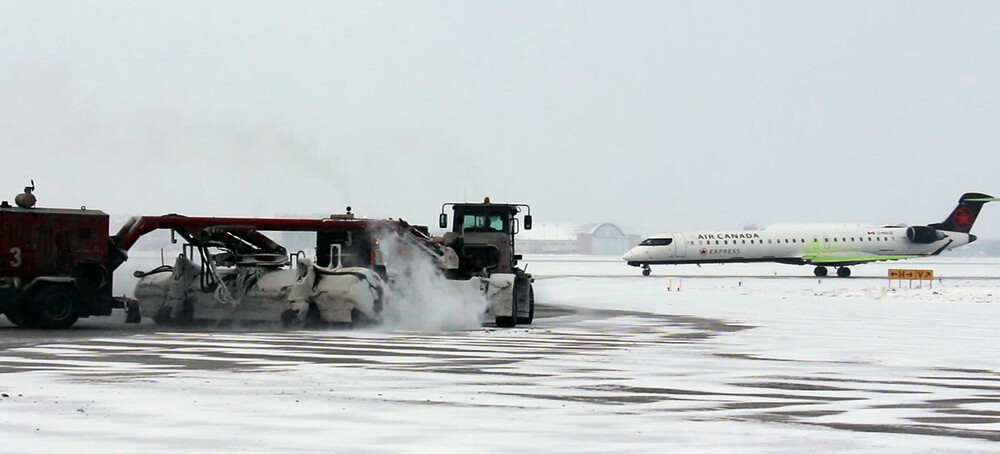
[1,255,999,452]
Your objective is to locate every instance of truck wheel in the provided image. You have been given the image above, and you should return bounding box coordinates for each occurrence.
[153,301,194,326]
[495,315,516,328]
[496,281,521,328]
[280,308,301,328]
[516,286,534,325]
[152,306,173,326]
[5,310,39,328]
[31,285,80,329]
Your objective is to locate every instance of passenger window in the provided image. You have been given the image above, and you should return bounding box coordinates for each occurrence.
[833,238,837,242]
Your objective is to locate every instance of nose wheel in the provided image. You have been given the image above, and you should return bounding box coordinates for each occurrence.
[642,265,651,276]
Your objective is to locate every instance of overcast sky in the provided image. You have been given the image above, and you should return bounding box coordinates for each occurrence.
[2,1,999,238]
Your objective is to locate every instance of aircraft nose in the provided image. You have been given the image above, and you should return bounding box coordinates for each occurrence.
[622,248,637,262]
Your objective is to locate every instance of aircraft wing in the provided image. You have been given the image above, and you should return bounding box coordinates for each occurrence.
[800,252,921,267]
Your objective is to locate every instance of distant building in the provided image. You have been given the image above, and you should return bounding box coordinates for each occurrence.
[516,222,641,255]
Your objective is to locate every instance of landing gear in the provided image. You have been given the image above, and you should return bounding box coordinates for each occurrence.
[814,265,850,277]
[642,265,651,276]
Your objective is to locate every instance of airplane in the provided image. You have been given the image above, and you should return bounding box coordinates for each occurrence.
[623,192,998,277]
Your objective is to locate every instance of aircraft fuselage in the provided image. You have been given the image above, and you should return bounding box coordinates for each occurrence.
[623,225,974,268]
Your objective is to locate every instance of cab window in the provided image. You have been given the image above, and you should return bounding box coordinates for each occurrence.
[461,213,506,232]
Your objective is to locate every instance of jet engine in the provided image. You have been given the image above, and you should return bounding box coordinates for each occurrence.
[906,225,946,244]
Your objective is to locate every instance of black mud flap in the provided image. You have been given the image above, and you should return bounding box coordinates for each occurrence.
[125,298,141,324]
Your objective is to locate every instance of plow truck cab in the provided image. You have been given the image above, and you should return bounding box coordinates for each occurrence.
[439,198,534,327]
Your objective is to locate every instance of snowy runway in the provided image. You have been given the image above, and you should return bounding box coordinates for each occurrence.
[1,257,999,452]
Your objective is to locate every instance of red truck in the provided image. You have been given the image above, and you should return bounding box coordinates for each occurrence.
[0,186,135,328]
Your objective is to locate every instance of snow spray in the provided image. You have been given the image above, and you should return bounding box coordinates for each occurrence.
[374,231,490,331]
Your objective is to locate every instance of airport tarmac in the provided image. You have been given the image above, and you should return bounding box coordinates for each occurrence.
[1,256,999,452]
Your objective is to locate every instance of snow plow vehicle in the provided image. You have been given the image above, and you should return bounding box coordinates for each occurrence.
[128,199,536,328]
[120,213,403,326]
[128,200,534,327]
[438,198,534,327]
[1,181,535,329]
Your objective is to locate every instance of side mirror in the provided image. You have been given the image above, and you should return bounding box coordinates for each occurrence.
[438,213,448,229]
[524,214,532,230]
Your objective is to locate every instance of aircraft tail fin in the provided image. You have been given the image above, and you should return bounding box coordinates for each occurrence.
[928,192,999,233]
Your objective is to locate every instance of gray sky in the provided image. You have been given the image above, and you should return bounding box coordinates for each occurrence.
[2,1,999,238]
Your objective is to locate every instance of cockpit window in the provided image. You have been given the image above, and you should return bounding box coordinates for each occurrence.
[639,238,673,246]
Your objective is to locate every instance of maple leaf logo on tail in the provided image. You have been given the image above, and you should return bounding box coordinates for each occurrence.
[929,192,996,233]
[951,206,975,231]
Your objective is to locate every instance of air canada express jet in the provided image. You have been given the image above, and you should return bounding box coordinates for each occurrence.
[624,192,998,277]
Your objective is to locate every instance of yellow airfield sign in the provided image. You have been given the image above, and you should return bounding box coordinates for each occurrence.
[888,269,934,280]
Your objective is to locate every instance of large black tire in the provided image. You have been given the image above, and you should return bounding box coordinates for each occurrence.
[495,287,515,327]
[152,305,173,325]
[495,315,516,328]
[813,266,828,277]
[837,267,852,278]
[517,286,534,325]
[496,280,522,328]
[280,308,301,328]
[349,307,376,328]
[153,301,195,326]
[31,284,80,329]
[5,310,39,328]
